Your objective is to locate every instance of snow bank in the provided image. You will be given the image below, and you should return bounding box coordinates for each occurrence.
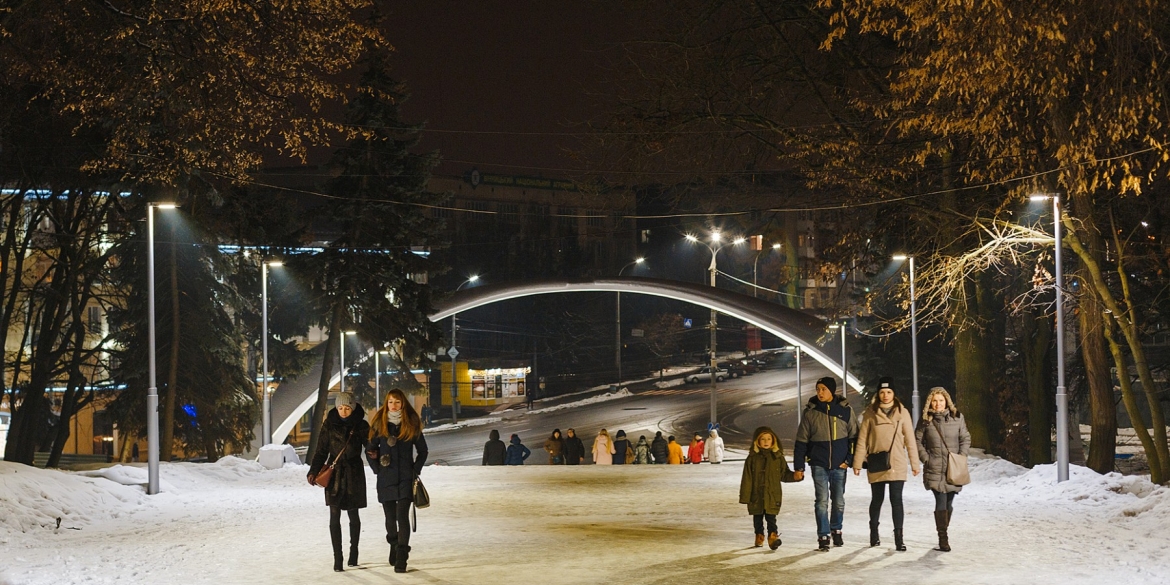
[0,462,145,535]
[527,388,632,414]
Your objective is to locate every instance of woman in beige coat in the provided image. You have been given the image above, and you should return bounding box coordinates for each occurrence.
[592,428,616,465]
[852,377,919,551]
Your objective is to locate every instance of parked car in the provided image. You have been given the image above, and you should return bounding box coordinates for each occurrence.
[718,361,748,378]
[686,367,729,383]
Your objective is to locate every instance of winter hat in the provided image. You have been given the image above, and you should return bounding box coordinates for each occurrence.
[616,430,627,439]
[878,376,895,390]
[489,429,500,441]
[334,392,354,408]
[816,377,837,394]
[655,431,663,438]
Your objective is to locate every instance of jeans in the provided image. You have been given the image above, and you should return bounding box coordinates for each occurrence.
[752,514,778,535]
[931,489,956,512]
[811,465,847,538]
[869,481,905,531]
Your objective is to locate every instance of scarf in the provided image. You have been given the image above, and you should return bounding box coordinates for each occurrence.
[879,404,895,416]
[387,410,402,426]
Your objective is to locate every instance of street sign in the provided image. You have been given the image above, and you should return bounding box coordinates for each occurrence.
[447,347,459,358]
[631,328,644,338]
[683,318,693,329]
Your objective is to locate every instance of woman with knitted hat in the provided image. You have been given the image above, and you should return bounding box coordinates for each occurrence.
[853,377,920,551]
[307,392,369,572]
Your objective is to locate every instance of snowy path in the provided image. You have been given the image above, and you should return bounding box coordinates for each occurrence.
[1,455,1168,585]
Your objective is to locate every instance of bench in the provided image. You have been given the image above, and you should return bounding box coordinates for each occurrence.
[33,452,112,469]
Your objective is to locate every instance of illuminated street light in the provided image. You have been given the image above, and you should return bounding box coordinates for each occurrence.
[893,254,920,424]
[1030,193,1069,483]
[684,231,746,426]
[450,276,480,423]
[146,202,177,495]
[616,258,647,386]
[261,260,284,445]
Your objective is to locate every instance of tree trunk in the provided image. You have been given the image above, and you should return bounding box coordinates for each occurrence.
[307,302,345,463]
[1021,310,1054,466]
[953,271,1003,452]
[1103,316,1163,483]
[162,225,180,462]
[1079,288,1117,474]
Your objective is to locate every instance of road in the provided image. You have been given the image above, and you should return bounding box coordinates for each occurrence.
[423,364,846,465]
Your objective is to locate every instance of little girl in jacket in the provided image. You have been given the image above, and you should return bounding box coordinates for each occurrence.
[739,426,799,550]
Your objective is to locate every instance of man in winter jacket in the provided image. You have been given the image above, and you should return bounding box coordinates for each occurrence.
[650,431,669,464]
[505,434,531,465]
[792,377,858,551]
[482,429,507,465]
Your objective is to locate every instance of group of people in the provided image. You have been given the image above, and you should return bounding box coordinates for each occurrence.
[306,389,428,574]
[740,376,971,553]
[482,427,727,465]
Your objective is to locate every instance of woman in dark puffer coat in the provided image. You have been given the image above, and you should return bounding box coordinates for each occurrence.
[367,388,429,573]
[307,392,369,572]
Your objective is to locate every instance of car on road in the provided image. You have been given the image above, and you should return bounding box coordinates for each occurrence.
[686,367,729,383]
[718,361,748,378]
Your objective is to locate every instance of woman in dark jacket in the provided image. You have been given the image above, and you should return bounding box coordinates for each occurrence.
[307,392,369,572]
[563,428,586,465]
[367,388,428,573]
[544,429,565,464]
[915,387,971,553]
[483,429,507,465]
[612,430,631,465]
[505,434,532,465]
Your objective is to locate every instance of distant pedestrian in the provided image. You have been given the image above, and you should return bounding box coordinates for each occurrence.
[544,429,565,465]
[366,388,427,574]
[667,435,684,464]
[793,377,858,551]
[592,429,616,465]
[612,430,632,465]
[853,377,920,551]
[482,429,507,466]
[687,433,705,464]
[420,404,432,428]
[563,428,585,465]
[915,387,970,553]
[505,434,531,465]
[739,426,799,550]
[651,431,668,464]
[308,392,370,572]
[634,435,652,464]
[705,429,725,464]
[131,442,139,463]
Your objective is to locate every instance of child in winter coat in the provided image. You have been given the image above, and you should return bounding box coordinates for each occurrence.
[687,433,705,464]
[634,436,653,464]
[505,434,531,465]
[739,426,799,550]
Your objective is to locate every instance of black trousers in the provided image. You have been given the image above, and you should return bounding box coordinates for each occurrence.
[383,499,412,546]
[869,481,905,531]
[931,489,956,512]
[752,513,778,535]
[329,506,360,530]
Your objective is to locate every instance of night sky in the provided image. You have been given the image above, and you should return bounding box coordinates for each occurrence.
[380,1,641,178]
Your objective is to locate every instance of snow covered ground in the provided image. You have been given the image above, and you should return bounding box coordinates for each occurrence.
[2,453,1168,585]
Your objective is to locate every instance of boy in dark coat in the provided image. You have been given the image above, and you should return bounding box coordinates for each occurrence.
[740,426,798,550]
[563,428,586,465]
[482,429,507,465]
[505,434,531,465]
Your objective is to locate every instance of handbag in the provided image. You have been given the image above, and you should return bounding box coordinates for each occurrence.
[313,430,353,488]
[865,414,901,473]
[625,445,635,464]
[410,476,430,533]
[934,420,971,486]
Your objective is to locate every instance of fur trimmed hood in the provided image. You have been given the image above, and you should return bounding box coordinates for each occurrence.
[921,387,960,422]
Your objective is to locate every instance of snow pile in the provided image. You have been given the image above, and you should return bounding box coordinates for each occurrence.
[527,388,632,414]
[425,415,504,434]
[653,377,685,389]
[0,462,145,535]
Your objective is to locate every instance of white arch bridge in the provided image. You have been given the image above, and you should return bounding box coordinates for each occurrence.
[256,277,858,449]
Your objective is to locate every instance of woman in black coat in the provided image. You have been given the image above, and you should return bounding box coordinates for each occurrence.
[307,393,369,572]
[563,428,586,465]
[482,429,507,465]
[367,388,429,573]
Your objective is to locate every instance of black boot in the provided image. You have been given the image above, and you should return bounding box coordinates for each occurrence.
[387,533,398,564]
[330,524,344,572]
[817,536,830,552]
[894,530,906,551]
[831,530,843,547]
[348,521,360,567]
[934,510,950,552]
[394,544,411,573]
[869,521,880,547]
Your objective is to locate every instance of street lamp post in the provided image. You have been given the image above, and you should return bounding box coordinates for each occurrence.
[146,202,176,495]
[339,330,357,395]
[261,261,283,446]
[375,350,388,411]
[753,243,782,298]
[893,255,921,425]
[1031,194,1069,482]
[616,258,645,387]
[795,345,802,424]
[450,276,479,424]
[686,232,745,426]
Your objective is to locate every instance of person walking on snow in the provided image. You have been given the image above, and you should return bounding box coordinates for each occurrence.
[613,430,632,465]
[482,429,506,466]
[563,428,585,465]
[592,428,616,465]
[544,429,565,465]
[793,377,858,551]
[705,428,725,464]
[651,431,669,464]
[916,387,971,552]
[667,435,685,464]
[687,433,705,464]
[739,426,799,550]
[307,392,369,572]
[366,388,428,574]
[505,434,531,465]
[634,435,653,464]
[852,377,920,551]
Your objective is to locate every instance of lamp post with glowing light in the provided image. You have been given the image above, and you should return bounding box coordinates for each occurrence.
[146,202,176,495]
[616,258,645,386]
[450,276,479,423]
[685,232,745,426]
[893,254,920,425]
[1031,194,1069,482]
[753,242,782,298]
[261,261,283,445]
[339,330,357,394]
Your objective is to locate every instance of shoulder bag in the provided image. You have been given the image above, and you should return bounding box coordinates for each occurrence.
[410,475,431,533]
[934,419,971,486]
[313,430,353,488]
[864,417,900,473]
